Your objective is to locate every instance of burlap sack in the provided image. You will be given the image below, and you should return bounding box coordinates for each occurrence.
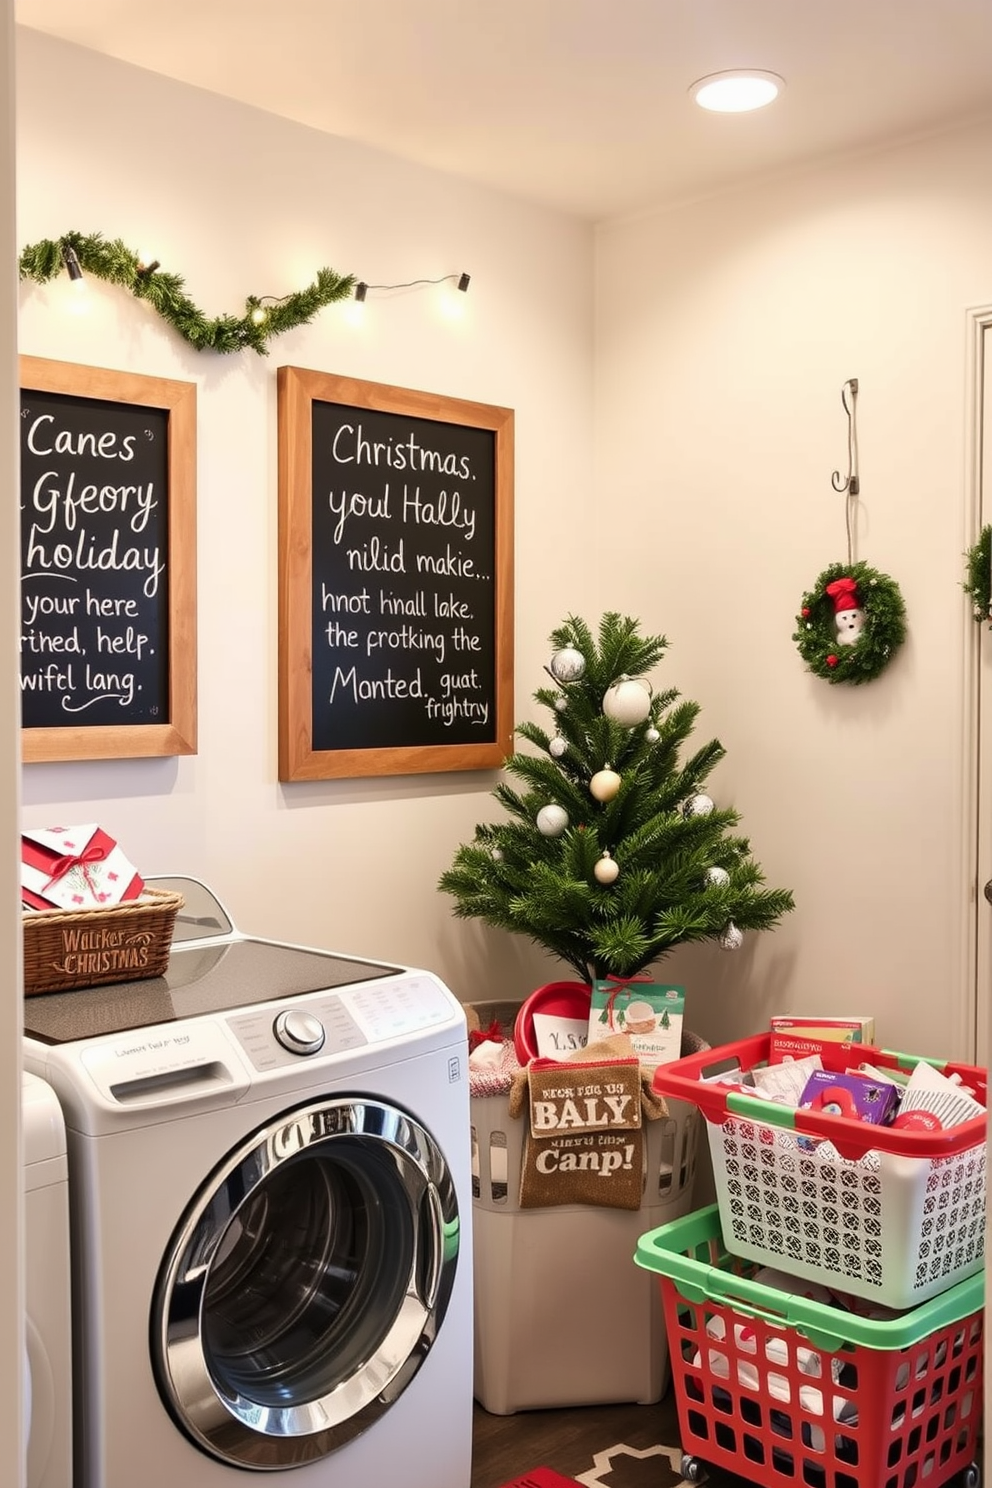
[506,1034,668,1211]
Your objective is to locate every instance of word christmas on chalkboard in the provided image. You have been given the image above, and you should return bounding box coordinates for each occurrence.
[19,357,197,763]
[278,368,514,780]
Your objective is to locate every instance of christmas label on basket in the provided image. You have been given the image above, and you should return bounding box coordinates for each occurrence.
[22,825,145,912]
[519,1058,643,1210]
[588,979,684,1069]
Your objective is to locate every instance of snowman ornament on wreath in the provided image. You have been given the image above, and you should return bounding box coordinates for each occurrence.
[793,559,906,685]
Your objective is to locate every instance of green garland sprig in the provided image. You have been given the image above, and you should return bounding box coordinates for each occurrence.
[793,560,907,684]
[962,524,992,625]
[18,231,355,355]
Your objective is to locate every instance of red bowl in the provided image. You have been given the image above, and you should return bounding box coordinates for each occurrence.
[512,980,592,1064]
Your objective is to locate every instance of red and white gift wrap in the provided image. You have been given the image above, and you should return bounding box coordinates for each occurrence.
[21,825,145,911]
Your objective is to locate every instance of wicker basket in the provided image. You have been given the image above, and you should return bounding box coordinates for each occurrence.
[23,887,184,996]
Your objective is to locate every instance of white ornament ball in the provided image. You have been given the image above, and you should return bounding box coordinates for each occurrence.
[554,696,568,712]
[549,646,586,683]
[491,847,503,862]
[683,792,715,818]
[718,922,744,952]
[705,865,730,887]
[645,726,660,743]
[536,804,569,837]
[549,736,567,758]
[589,767,621,802]
[602,675,653,728]
[594,852,619,884]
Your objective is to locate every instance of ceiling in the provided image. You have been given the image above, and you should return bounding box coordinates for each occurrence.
[15,0,992,220]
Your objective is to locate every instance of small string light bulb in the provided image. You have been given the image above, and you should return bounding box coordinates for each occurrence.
[250,307,267,325]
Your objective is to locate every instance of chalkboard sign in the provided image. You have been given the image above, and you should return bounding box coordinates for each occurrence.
[19,357,197,762]
[278,368,514,780]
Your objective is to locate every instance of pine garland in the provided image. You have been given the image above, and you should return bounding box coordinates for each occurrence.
[18,231,355,355]
[793,560,906,684]
[962,524,992,625]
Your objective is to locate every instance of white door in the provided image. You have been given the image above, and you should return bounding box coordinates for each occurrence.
[969,302,992,1488]
[972,308,992,1062]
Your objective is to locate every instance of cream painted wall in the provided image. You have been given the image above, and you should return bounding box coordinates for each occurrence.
[15,27,593,1007]
[3,2,24,1480]
[594,118,992,1060]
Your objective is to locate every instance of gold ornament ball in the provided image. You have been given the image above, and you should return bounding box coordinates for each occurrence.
[594,852,619,884]
[589,767,621,802]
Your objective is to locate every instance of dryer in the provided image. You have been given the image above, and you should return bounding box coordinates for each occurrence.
[23,877,473,1488]
[22,1071,73,1488]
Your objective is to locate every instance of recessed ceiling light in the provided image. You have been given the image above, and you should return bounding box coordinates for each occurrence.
[690,70,785,113]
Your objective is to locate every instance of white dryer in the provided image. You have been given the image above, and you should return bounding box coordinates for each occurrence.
[22,1071,73,1488]
[23,877,473,1488]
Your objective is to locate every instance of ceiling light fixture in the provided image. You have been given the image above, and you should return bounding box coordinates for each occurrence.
[690,70,784,113]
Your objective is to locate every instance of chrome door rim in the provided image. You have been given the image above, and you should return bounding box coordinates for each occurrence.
[151,1096,459,1470]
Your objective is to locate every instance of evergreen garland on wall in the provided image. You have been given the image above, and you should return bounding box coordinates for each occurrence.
[19,231,355,355]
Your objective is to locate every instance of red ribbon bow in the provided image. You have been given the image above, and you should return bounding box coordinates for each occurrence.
[601,974,652,1031]
[45,842,108,900]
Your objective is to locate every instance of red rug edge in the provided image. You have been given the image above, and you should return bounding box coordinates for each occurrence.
[495,1470,583,1488]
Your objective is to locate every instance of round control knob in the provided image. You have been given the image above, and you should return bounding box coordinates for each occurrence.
[273,1009,326,1055]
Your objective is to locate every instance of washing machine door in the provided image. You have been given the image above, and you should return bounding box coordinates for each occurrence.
[151,1095,460,1471]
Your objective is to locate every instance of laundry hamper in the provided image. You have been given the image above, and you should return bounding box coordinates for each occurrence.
[635,1204,983,1488]
[653,1033,988,1309]
[468,1000,706,1415]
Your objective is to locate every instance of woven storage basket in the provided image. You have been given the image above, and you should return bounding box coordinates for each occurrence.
[23,887,184,996]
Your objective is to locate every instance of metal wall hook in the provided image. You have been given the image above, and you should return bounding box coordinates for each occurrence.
[831,377,860,497]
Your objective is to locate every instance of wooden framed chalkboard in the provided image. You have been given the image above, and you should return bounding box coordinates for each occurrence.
[19,357,197,762]
[278,367,514,780]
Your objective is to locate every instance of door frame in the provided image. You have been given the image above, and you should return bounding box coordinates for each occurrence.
[962,303,992,1065]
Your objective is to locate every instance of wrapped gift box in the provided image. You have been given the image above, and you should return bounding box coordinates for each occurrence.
[22,825,144,912]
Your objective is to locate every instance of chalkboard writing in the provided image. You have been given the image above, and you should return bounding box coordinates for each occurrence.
[19,358,197,763]
[278,369,514,780]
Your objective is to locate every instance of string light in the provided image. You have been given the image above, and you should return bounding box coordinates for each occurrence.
[353,271,470,301]
[61,244,84,283]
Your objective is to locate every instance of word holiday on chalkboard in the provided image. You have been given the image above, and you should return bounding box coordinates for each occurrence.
[19,357,197,763]
[278,368,514,780]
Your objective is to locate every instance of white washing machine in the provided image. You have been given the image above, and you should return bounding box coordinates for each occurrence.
[22,1071,73,1488]
[23,877,473,1488]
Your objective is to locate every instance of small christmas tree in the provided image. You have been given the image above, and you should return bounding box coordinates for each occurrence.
[439,612,794,983]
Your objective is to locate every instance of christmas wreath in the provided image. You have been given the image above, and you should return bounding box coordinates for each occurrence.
[793,560,906,684]
[963,525,992,625]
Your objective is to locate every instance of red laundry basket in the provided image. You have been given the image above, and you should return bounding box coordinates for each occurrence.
[635,1204,983,1488]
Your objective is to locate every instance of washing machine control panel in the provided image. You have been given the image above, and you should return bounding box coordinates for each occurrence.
[227,975,453,1072]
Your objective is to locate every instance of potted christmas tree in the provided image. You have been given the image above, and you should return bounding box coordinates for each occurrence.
[439,611,794,989]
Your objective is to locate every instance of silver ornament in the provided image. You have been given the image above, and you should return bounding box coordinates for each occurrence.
[549,736,567,758]
[536,803,569,837]
[718,922,744,951]
[593,851,619,884]
[705,865,730,887]
[491,847,503,862]
[554,696,568,712]
[683,792,715,818]
[549,646,586,683]
[645,726,660,743]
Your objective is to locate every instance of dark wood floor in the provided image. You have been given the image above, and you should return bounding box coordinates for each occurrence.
[470,1393,752,1487]
[469,1394,982,1488]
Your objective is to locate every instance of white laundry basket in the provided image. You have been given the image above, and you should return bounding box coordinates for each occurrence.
[469,1004,706,1415]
